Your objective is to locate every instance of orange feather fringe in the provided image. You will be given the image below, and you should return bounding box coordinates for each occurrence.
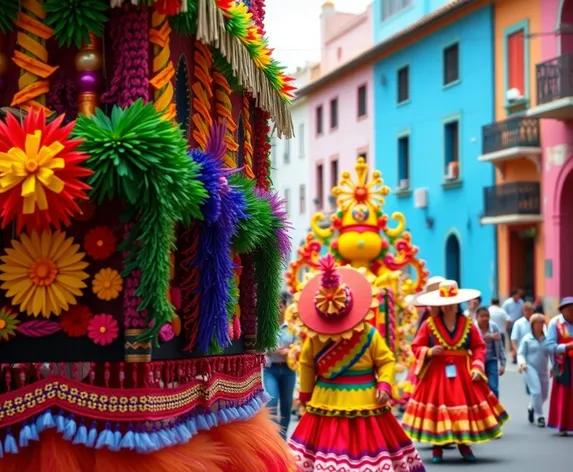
[0,409,297,472]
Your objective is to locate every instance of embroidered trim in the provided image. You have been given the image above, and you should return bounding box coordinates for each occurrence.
[305,405,391,418]
[427,315,472,350]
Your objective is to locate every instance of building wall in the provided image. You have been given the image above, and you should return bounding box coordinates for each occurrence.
[492,0,544,301]
[373,6,496,300]
[538,0,573,311]
[270,68,312,279]
[372,0,452,43]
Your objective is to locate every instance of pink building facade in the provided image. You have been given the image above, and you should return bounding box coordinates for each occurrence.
[533,0,573,310]
[299,3,374,214]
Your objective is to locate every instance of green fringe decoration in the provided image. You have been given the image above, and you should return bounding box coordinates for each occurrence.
[226,276,239,322]
[212,49,241,92]
[45,0,109,48]
[73,100,207,341]
[169,2,198,36]
[0,0,18,34]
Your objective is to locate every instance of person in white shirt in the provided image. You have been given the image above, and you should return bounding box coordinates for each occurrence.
[488,297,510,350]
[503,289,525,363]
[463,296,481,320]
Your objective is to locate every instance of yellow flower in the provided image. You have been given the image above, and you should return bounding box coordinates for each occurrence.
[0,231,89,318]
[92,268,123,301]
[0,130,65,215]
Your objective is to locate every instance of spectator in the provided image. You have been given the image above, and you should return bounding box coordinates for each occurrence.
[503,289,524,363]
[463,296,482,320]
[476,307,506,398]
[488,297,510,350]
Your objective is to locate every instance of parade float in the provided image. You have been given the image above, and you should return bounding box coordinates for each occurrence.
[285,157,429,403]
[0,1,296,471]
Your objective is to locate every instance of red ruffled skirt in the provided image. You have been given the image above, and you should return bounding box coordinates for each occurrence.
[289,409,425,472]
[548,377,573,432]
[402,357,508,445]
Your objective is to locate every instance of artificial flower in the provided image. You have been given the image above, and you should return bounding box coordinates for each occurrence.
[0,307,19,342]
[84,226,117,260]
[0,231,89,318]
[60,304,92,337]
[87,313,119,346]
[0,110,92,234]
[92,268,123,301]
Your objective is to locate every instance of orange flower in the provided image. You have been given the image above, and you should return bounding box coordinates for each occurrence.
[84,226,117,260]
[60,305,92,337]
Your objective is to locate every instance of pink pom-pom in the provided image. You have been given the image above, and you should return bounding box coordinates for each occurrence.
[159,323,175,343]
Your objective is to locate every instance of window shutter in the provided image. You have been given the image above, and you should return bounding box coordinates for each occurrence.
[507,30,525,94]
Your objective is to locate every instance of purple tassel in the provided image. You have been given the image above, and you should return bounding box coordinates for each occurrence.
[255,189,292,260]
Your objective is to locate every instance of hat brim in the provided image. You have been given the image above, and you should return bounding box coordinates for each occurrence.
[298,267,373,335]
[405,276,446,306]
[415,288,481,307]
[559,302,573,310]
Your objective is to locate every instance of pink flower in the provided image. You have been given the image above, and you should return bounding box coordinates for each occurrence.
[87,314,119,346]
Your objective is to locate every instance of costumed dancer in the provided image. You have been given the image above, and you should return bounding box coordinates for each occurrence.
[543,297,573,436]
[401,276,445,403]
[288,255,425,472]
[518,314,551,428]
[402,280,508,463]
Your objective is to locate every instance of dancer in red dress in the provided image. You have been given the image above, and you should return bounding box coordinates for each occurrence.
[289,255,425,472]
[402,280,508,463]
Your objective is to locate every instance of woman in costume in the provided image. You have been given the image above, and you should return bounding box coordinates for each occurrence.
[543,297,573,436]
[288,255,425,472]
[401,276,445,403]
[402,280,508,464]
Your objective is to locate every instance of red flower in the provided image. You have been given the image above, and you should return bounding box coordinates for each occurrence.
[60,305,92,337]
[154,0,181,15]
[84,226,117,260]
[87,314,119,346]
[0,109,92,234]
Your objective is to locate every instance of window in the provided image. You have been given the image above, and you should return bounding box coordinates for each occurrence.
[507,29,525,95]
[299,123,305,158]
[284,139,290,164]
[397,135,410,189]
[443,43,459,86]
[382,0,413,21]
[330,98,338,129]
[444,120,460,180]
[330,159,339,188]
[316,164,324,209]
[357,85,367,118]
[358,152,367,163]
[316,105,323,135]
[397,66,409,103]
[299,184,306,214]
[284,189,290,216]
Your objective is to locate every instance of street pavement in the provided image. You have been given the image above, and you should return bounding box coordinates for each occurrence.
[287,366,571,470]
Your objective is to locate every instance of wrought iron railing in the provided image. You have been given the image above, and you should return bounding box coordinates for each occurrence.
[483,181,540,218]
[482,117,540,154]
[536,53,573,105]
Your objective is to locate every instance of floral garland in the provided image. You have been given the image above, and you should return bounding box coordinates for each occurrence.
[253,108,271,189]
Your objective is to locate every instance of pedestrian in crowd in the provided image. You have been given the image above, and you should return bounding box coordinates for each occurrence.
[264,292,297,439]
[511,302,539,365]
[476,306,506,398]
[488,297,510,349]
[543,297,573,436]
[289,256,425,471]
[518,314,551,428]
[401,276,445,405]
[534,296,545,315]
[463,296,481,320]
[402,280,508,464]
[503,288,524,363]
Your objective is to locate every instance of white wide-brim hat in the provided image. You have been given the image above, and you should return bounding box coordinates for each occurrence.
[405,275,446,306]
[415,280,481,307]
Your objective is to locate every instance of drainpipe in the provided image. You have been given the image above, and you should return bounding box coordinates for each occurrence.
[491,5,499,298]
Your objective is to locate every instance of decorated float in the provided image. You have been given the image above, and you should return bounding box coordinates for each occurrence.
[285,157,429,403]
[0,1,296,471]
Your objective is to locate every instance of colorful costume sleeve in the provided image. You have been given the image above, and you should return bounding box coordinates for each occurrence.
[543,318,566,355]
[371,329,396,396]
[298,336,316,404]
[411,320,432,376]
[468,323,487,381]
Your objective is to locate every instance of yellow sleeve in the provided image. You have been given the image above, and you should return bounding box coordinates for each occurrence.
[298,336,316,402]
[371,329,396,395]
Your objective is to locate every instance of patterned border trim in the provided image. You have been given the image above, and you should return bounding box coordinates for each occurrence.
[0,370,262,428]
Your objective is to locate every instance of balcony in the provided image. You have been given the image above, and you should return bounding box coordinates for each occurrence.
[481,181,542,225]
[478,117,541,172]
[529,53,573,119]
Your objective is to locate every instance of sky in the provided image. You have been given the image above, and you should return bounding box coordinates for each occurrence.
[264,0,372,72]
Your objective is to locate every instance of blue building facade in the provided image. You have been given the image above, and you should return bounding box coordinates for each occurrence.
[373,5,496,301]
[373,0,452,43]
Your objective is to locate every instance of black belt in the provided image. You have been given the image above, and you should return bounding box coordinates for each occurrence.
[269,362,288,367]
